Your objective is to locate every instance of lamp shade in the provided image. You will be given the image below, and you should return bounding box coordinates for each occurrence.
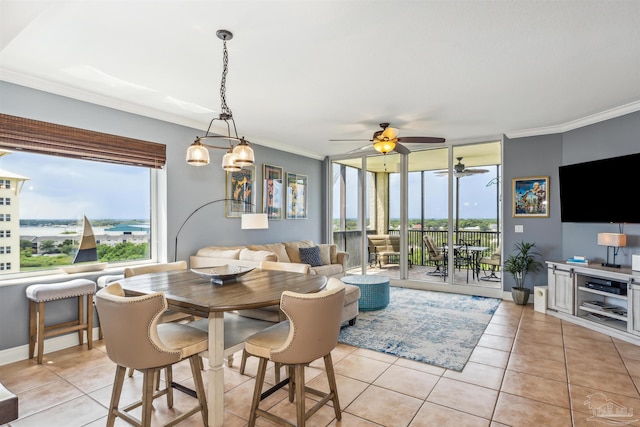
[186,142,210,166]
[373,140,396,154]
[233,140,254,166]
[241,213,268,230]
[597,232,627,247]
[222,151,241,171]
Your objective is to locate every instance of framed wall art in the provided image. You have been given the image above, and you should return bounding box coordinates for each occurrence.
[225,165,256,217]
[286,172,308,219]
[262,164,283,220]
[512,176,549,218]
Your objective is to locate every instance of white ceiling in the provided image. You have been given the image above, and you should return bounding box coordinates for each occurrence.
[1,1,639,161]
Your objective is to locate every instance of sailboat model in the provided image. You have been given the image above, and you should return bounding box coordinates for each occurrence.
[61,215,107,273]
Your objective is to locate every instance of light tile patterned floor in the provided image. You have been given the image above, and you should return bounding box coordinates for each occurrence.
[2,301,640,426]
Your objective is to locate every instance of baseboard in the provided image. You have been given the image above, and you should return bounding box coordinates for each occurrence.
[0,327,100,366]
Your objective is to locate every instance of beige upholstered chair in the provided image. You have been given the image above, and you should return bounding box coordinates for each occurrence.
[124,261,195,324]
[95,283,208,427]
[238,260,311,378]
[245,278,345,427]
[423,235,446,277]
[479,244,501,281]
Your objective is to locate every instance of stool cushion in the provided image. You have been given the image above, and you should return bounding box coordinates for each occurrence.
[245,320,290,359]
[26,279,96,302]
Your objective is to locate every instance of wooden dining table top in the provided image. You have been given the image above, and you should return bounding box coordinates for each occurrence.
[117,268,328,318]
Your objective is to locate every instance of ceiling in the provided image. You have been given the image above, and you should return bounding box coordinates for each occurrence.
[1,1,639,162]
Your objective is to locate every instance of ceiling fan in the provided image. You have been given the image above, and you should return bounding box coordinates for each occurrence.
[330,122,445,155]
[438,157,489,178]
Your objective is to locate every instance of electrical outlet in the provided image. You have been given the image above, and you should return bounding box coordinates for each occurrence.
[515,225,524,233]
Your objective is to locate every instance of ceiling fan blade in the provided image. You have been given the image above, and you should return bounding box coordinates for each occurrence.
[397,136,446,144]
[393,143,410,155]
[466,168,490,174]
[346,144,378,154]
[381,127,399,140]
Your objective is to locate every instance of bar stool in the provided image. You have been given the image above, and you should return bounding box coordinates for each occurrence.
[26,278,96,364]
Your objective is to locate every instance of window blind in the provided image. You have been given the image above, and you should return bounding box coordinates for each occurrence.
[0,113,166,169]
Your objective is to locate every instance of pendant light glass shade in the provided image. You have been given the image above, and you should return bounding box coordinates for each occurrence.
[232,140,254,166]
[373,140,396,154]
[186,142,211,166]
[222,150,241,171]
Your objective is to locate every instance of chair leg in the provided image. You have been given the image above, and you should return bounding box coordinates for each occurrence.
[36,301,45,364]
[240,350,249,375]
[288,365,295,402]
[248,357,268,427]
[107,365,126,427]
[188,355,208,426]
[294,364,306,427]
[141,369,155,427]
[28,300,36,360]
[77,296,84,346]
[165,366,173,408]
[324,353,342,421]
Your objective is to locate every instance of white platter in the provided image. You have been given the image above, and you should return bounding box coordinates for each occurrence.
[191,265,254,284]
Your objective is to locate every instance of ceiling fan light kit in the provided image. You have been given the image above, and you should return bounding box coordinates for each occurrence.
[186,29,255,170]
[332,122,446,155]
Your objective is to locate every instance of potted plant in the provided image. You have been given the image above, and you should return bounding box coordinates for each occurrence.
[504,241,542,305]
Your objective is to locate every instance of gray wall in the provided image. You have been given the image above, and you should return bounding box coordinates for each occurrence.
[502,111,640,292]
[0,82,324,352]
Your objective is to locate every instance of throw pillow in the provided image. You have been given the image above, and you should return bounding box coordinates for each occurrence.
[284,240,315,263]
[316,244,332,265]
[299,246,323,267]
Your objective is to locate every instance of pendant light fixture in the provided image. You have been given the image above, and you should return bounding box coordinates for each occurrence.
[186,30,254,171]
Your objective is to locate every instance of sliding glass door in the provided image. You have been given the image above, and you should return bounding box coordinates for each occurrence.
[329,141,501,288]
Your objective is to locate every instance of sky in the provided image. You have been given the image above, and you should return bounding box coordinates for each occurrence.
[334,166,500,220]
[0,151,150,220]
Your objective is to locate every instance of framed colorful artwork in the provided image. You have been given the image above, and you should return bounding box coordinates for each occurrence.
[225,165,256,217]
[286,173,308,219]
[512,176,549,218]
[262,164,283,220]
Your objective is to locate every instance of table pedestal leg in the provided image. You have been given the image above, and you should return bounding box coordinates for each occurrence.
[208,312,225,427]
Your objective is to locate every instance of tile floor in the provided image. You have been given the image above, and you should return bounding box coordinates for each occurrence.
[2,301,640,426]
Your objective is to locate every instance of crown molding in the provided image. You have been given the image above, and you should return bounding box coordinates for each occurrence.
[505,100,640,139]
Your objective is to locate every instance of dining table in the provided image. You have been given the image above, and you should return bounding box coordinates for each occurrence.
[440,245,490,281]
[116,267,328,427]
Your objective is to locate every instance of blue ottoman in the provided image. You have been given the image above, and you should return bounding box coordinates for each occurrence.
[341,275,390,311]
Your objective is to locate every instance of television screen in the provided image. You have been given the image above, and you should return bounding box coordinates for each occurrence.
[559,152,640,223]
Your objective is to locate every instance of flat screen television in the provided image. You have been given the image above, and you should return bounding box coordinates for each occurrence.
[559,152,640,223]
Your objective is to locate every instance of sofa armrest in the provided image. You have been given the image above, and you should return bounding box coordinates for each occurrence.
[336,251,349,269]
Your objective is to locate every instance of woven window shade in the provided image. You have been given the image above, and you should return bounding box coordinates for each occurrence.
[0,114,166,169]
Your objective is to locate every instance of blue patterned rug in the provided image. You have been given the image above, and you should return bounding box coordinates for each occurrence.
[338,287,501,371]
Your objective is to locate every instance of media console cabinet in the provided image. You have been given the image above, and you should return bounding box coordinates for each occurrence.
[546,261,640,345]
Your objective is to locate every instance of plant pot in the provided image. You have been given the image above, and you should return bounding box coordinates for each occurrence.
[511,287,530,305]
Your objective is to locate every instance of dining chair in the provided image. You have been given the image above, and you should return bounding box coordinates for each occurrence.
[245,278,346,427]
[423,235,446,278]
[454,239,477,283]
[95,283,208,427]
[123,261,196,378]
[479,244,501,281]
[238,260,311,379]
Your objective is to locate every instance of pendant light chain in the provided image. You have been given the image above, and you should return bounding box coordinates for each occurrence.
[219,38,232,120]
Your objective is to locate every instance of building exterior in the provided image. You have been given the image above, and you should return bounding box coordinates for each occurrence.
[0,162,29,274]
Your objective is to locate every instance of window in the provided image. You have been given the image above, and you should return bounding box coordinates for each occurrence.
[0,113,165,276]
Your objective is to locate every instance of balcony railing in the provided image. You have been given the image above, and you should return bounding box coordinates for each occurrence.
[333,229,501,270]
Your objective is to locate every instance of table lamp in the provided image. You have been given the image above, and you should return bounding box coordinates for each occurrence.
[597,232,626,268]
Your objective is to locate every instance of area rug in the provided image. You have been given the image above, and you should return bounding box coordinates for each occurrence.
[338,287,501,371]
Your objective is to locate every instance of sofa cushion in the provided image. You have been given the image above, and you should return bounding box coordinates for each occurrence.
[299,246,322,267]
[239,248,277,262]
[195,247,242,259]
[247,243,290,262]
[283,240,315,263]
